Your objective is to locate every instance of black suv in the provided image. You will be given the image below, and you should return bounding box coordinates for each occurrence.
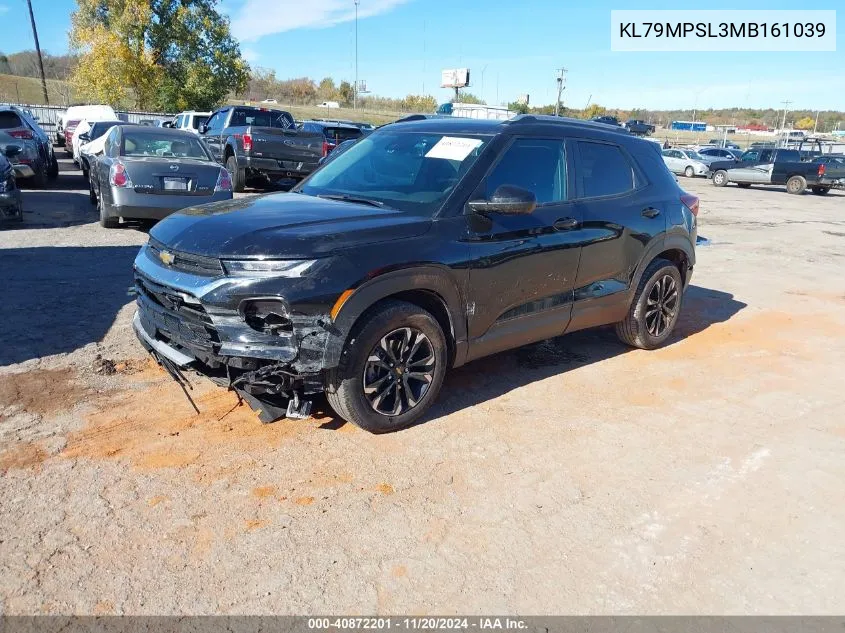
[133,115,698,432]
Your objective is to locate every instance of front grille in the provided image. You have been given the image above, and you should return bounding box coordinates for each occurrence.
[135,272,219,354]
[147,238,224,276]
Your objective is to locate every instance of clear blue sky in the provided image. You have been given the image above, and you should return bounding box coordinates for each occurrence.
[0,0,842,111]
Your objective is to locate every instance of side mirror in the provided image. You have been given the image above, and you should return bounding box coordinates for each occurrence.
[4,144,22,158]
[198,123,208,134]
[468,185,537,216]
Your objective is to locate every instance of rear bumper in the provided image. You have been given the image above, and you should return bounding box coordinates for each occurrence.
[12,164,35,179]
[239,155,318,180]
[106,188,233,220]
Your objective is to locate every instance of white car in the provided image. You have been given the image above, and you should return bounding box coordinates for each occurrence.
[172,111,212,134]
[59,104,118,149]
[661,148,713,178]
[261,99,278,104]
[318,101,340,109]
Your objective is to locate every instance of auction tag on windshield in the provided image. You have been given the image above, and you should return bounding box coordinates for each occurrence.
[425,136,482,161]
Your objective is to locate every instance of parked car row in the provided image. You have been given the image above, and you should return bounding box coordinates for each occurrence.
[0,104,59,187]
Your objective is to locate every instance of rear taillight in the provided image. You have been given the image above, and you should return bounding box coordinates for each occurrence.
[681,193,699,217]
[818,163,826,177]
[66,120,80,132]
[321,141,330,157]
[215,168,232,192]
[242,133,253,152]
[109,162,133,188]
[8,129,34,140]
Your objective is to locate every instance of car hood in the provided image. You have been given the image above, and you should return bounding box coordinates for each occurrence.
[149,192,432,259]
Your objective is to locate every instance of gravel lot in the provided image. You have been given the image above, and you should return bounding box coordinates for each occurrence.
[1,158,844,614]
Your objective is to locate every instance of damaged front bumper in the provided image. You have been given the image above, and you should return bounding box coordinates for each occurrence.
[132,242,333,421]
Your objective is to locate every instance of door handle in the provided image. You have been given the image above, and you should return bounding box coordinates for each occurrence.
[641,207,661,219]
[553,217,579,231]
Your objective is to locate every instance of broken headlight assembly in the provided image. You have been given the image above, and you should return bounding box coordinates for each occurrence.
[239,299,293,336]
[222,259,317,277]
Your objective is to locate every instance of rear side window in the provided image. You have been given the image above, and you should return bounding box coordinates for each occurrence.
[191,116,208,130]
[0,112,24,129]
[231,109,288,128]
[324,127,362,143]
[485,138,567,204]
[575,141,635,198]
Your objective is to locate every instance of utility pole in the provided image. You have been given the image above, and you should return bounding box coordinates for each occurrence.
[26,0,50,105]
[554,68,567,117]
[813,109,820,135]
[780,100,791,131]
[353,0,359,110]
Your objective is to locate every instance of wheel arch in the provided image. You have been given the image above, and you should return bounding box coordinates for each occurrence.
[324,266,467,370]
[632,238,695,292]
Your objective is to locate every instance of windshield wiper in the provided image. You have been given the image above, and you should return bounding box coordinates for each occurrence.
[317,194,385,208]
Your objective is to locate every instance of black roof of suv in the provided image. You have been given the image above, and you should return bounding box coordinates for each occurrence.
[134,114,698,432]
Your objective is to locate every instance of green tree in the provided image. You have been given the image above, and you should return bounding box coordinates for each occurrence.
[454,91,485,104]
[583,103,606,119]
[508,101,529,115]
[70,0,249,111]
[402,94,437,112]
[337,80,354,107]
[317,77,337,101]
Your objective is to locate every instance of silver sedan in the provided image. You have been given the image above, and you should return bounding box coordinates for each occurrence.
[662,149,712,178]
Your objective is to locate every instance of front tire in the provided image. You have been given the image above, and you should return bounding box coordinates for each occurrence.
[326,300,448,433]
[226,155,245,193]
[786,175,806,195]
[616,258,684,350]
[712,170,728,187]
[812,186,830,195]
[684,166,695,178]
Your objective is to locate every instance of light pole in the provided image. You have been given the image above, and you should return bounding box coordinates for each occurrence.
[26,0,49,105]
[353,0,359,110]
[480,64,488,103]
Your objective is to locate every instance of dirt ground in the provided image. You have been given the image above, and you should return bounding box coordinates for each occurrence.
[1,158,845,615]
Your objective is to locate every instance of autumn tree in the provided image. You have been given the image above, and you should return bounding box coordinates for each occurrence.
[337,80,354,107]
[583,103,607,119]
[317,77,337,101]
[454,92,485,104]
[70,0,249,111]
[795,116,815,130]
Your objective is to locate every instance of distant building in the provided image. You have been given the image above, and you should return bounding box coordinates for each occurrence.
[670,120,707,132]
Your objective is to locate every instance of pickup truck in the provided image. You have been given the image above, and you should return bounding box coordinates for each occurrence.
[710,147,845,195]
[624,120,655,136]
[199,106,323,191]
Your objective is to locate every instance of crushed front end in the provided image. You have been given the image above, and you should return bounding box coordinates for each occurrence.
[132,238,337,422]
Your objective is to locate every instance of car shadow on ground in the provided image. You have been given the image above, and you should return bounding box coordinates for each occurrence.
[314,285,748,431]
[0,245,141,366]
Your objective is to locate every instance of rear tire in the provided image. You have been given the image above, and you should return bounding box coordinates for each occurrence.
[812,186,830,195]
[226,155,245,193]
[98,192,119,228]
[47,152,59,180]
[616,258,684,350]
[684,166,695,178]
[326,300,448,433]
[89,177,97,205]
[712,170,728,187]
[32,162,48,188]
[786,175,806,195]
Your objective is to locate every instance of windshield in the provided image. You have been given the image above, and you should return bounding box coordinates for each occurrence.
[122,133,211,160]
[298,131,488,215]
[687,151,704,160]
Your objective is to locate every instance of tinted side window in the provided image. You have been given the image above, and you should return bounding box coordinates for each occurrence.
[485,138,567,204]
[576,141,634,198]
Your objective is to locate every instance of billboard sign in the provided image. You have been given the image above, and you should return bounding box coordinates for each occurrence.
[441,68,471,89]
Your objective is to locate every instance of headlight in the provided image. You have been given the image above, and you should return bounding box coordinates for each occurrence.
[221,259,317,277]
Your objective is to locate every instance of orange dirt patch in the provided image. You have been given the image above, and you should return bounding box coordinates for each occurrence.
[392,565,408,578]
[375,483,395,495]
[0,367,89,422]
[294,496,315,506]
[147,495,168,507]
[252,486,277,499]
[62,380,313,471]
[245,519,269,532]
[0,442,48,472]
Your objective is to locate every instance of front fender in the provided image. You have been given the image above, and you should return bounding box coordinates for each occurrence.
[324,266,467,369]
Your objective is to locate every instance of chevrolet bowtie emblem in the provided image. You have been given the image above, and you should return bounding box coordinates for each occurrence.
[159,250,175,266]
